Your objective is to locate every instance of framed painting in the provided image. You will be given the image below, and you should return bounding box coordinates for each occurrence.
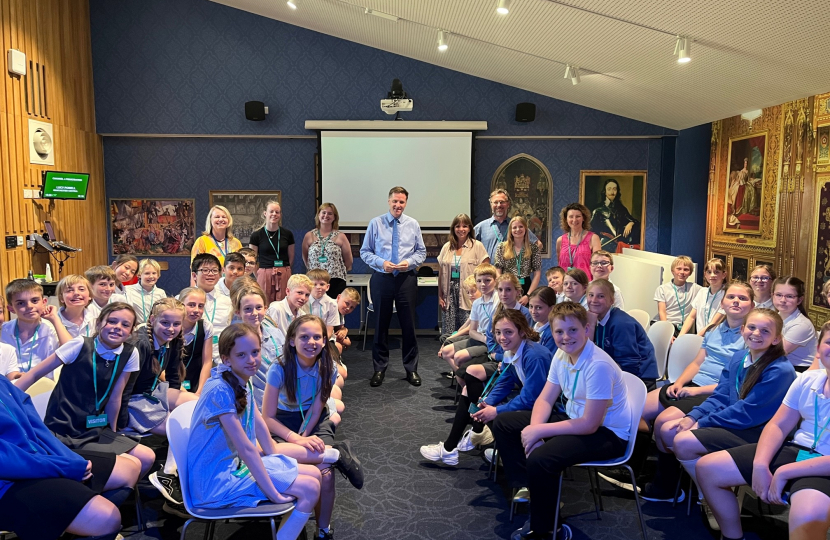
[491,154,553,258]
[818,125,830,166]
[730,256,749,282]
[110,199,195,256]
[808,174,830,313]
[579,171,646,253]
[712,253,728,270]
[209,191,281,246]
[723,133,768,234]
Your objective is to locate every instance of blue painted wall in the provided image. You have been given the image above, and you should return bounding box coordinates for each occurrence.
[90,0,681,304]
[672,123,712,278]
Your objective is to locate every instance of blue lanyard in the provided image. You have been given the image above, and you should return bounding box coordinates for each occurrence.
[317,230,332,255]
[672,282,689,320]
[211,233,228,257]
[243,381,254,433]
[813,393,830,453]
[92,339,122,414]
[567,232,584,270]
[0,392,38,453]
[266,228,281,260]
[148,346,167,393]
[705,288,721,323]
[453,254,462,272]
[183,321,201,369]
[735,352,750,395]
[561,366,581,416]
[207,295,218,324]
[140,286,155,321]
[480,363,513,402]
[490,222,503,243]
[514,247,524,276]
[261,320,281,367]
[296,363,318,434]
[14,322,40,373]
[595,324,607,351]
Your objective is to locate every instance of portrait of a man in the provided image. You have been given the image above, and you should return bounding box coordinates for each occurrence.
[579,171,646,253]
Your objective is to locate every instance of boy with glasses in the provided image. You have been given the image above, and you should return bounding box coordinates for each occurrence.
[190,254,232,360]
[589,250,625,309]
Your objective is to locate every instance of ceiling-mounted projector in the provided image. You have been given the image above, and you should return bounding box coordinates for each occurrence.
[381,78,413,115]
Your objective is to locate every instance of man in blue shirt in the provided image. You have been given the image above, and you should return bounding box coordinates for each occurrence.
[360,186,427,387]
[473,189,542,261]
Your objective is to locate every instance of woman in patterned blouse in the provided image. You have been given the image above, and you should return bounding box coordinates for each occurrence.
[301,202,352,298]
[493,216,541,305]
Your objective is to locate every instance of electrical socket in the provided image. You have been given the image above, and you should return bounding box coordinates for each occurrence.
[23,189,36,199]
[16,236,23,246]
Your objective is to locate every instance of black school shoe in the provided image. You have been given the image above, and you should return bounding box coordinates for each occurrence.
[332,440,364,489]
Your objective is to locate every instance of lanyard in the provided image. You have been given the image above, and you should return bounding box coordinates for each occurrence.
[266,228,281,261]
[491,222,503,243]
[14,322,40,373]
[560,366,581,415]
[480,363,513,402]
[0,392,38,453]
[261,321,281,367]
[183,321,200,369]
[453,254,462,272]
[672,282,689,320]
[705,288,721,323]
[514,247,524,276]
[207,295,218,324]
[813,393,830,452]
[595,324,607,351]
[735,352,750,395]
[296,368,318,434]
[481,300,493,324]
[567,231,584,269]
[92,339,122,414]
[317,230,332,255]
[243,381,254,433]
[140,286,155,321]
[148,346,167,393]
[211,233,228,258]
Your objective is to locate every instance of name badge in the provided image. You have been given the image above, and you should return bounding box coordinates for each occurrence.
[797,449,821,462]
[451,270,460,279]
[86,414,108,428]
[317,256,328,264]
[273,260,284,267]
[182,380,191,390]
[212,335,219,345]
[519,278,526,285]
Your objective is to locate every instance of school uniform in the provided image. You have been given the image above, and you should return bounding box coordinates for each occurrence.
[123,332,182,434]
[181,319,214,393]
[301,294,340,328]
[755,297,774,309]
[563,294,589,310]
[188,367,299,509]
[203,288,233,361]
[267,298,301,334]
[686,349,795,452]
[457,302,533,378]
[0,320,60,379]
[726,370,830,501]
[594,307,658,382]
[654,280,702,329]
[215,277,231,297]
[0,377,108,540]
[46,336,140,456]
[450,293,499,356]
[781,310,818,369]
[58,306,96,339]
[110,284,128,304]
[535,322,556,355]
[265,354,338,444]
[481,340,554,413]
[690,287,725,333]
[124,283,168,324]
[609,279,625,310]
[658,321,746,413]
[492,340,630,536]
[252,320,285,410]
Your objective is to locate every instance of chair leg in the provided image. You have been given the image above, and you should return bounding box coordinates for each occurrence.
[180,518,195,540]
[491,448,499,481]
[686,476,694,516]
[453,382,461,405]
[672,466,684,507]
[270,517,277,540]
[625,465,649,540]
[552,472,565,536]
[586,468,601,520]
[361,310,369,351]
[594,469,604,511]
[509,488,517,522]
[134,487,145,531]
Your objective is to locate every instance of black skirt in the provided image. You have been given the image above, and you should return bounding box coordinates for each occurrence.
[0,477,97,540]
[658,382,707,414]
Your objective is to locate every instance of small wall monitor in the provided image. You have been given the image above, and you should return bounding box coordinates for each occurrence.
[41,171,89,200]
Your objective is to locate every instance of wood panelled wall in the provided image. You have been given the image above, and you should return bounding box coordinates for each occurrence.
[0,0,106,286]
[705,95,829,328]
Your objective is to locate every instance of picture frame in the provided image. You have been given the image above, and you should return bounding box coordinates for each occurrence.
[818,125,830,166]
[491,154,553,258]
[807,173,830,313]
[723,132,768,235]
[209,190,282,246]
[110,198,196,257]
[730,256,749,282]
[579,170,646,253]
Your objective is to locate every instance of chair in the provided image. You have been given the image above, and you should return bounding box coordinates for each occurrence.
[666,335,704,383]
[361,282,395,351]
[626,309,651,331]
[166,401,296,540]
[554,373,649,540]
[29,390,52,421]
[24,376,56,397]
[647,321,674,380]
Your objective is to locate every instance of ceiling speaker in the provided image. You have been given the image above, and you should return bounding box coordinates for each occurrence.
[515,103,536,122]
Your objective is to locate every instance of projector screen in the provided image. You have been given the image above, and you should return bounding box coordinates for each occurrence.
[320,131,472,229]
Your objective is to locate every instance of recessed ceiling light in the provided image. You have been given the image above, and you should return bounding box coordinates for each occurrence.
[437,30,448,52]
[497,0,511,15]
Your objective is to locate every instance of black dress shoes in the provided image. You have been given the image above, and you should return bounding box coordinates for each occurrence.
[406,371,422,386]
[370,371,385,387]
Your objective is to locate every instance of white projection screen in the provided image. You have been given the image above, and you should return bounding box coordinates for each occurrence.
[320,131,472,229]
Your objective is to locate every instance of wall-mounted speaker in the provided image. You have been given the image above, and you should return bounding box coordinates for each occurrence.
[245,101,267,121]
[515,102,536,122]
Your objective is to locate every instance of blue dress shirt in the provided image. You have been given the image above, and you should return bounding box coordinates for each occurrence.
[474,216,539,261]
[360,212,427,273]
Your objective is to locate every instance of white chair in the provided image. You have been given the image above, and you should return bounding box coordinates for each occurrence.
[647,321,674,380]
[666,335,704,383]
[554,372,649,540]
[24,376,56,397]
[361,282,395,351]
[166,401,296,540]
[29,390,52,421]
[626,309,651,331]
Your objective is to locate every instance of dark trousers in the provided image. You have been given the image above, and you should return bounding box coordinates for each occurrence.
[371,270,418,373]
[492,410,627,534]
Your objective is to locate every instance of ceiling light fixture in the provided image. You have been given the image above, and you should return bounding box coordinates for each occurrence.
[564,64,580,85]
[496,0,511,15]
[437,30,448,52]
[287,0,297,9]
[365,7,399,22]
[674,36,691,63]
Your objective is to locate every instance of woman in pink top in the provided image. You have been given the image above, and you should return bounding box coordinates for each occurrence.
[555,203,601,279]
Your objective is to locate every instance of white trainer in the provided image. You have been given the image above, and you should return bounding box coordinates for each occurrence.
[470,425,494,446]
[420,442,459,465]
[483,448,495,464]
[457,429,475,452]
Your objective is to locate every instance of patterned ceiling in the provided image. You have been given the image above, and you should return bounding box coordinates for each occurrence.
[210,0,830,130]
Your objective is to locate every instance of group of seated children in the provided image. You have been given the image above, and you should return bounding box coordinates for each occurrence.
[420,252,826,540]
[0,252,364,540]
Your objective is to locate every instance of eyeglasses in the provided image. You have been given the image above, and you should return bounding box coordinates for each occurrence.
[773,293,798,301]
[750,276,771,282]
[590,261,611,268]
[198,268,220,276]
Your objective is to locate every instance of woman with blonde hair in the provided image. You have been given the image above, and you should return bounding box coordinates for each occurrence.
[190,205,243,265]
[493,216,541,305]
[302,202,353,298]
[437,213,489,335]
[250,200,294,303]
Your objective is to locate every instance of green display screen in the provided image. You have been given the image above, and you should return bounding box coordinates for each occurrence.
[41,171,89,200]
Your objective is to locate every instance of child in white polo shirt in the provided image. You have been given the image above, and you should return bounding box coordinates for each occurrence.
[654,255,701,335]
